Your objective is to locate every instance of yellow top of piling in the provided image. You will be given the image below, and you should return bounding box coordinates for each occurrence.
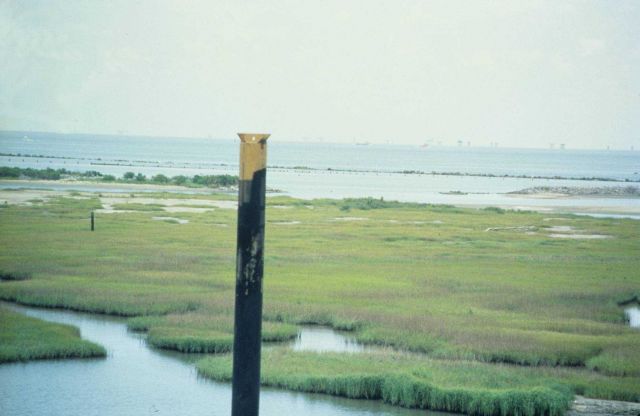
[237,133,270,180]
[238,133,270,143]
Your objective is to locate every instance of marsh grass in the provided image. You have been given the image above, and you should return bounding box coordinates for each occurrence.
[128,312,297,352]
[1,191,639,401]
[196,350,574,416]
[0,307,106,362]
[148,327,233,353]
[586,345,640,376]
[112,203,165,211]
[355,324,640,371]
[0,270,31,281]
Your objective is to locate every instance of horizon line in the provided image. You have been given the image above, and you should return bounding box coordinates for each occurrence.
[0,129,636,152]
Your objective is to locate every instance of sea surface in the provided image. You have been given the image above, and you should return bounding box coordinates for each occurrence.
[1,131,639,214]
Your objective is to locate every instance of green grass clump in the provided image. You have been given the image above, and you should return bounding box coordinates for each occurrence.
[262,321,300,341]
[127,315,164,331]
[196,350,573,416]
[482,206,506,214]
[112,203,165,211]
[356,321,639,369]
[0,279,201,316]
[586,345,640,376]
[45,196,103,216]
[339,197,431,211]
[0,270,31,281]
[148,327,233,353]
[265,308,363,331]
[0,307,106,362]
[128,312,297,352]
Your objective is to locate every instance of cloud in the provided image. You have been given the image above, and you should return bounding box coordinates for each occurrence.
[579,38,606,57]
[0,0,638,148]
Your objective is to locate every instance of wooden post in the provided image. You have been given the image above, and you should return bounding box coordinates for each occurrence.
[90,211,95,231]
[231,133,269,416]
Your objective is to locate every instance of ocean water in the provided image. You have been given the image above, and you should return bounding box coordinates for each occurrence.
[1,130,639,179]
[1,130,639,212]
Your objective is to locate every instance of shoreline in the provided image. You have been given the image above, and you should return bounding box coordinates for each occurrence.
[1,179,639,218]
[0,179,229,194]
[508,185,640,198]
[2,153,638,183]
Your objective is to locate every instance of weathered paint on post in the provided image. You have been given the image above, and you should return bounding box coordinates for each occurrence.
[231,133,269,416]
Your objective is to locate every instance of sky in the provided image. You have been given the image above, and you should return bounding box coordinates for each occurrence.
[0,0,638,149]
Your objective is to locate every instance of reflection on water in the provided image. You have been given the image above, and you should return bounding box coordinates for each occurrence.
[625,307,640,328]
[290,326,366,353]
[0,303,452,416]
[574,212,640,220]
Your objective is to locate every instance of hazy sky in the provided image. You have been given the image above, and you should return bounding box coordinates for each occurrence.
[1,1,638,148]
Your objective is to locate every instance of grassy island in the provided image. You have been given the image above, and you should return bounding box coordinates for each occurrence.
[0,308,106,363]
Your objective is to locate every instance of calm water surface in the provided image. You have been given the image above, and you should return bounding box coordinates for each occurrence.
[288,326,367,353]
[625,307,640,328]
[1,131,639,180]
[1,131,639,214]
[0,303,452,416]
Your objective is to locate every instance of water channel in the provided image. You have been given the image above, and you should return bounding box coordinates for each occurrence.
[0,303,451,416]
[625,306,640,328]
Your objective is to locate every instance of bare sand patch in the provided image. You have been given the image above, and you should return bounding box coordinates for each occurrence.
[0,189,64,205]
[511,205,554,212]
[544,224,611,239]
[547,225,575,232]
[485,226,537,232]
[549,233,611,239]
[386,219,442,225]
[97,195,236,214]
[99,197,235,209]
[567,395,640,415]
[270,221,301,225]
[331,217,369,221]
[163,207,214,213]
[152,216,189,224]
[96,208,136,214]
[0,179,215,193]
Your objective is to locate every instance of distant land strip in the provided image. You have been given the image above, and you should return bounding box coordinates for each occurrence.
[0,166,237,189]
[2,152,639,183]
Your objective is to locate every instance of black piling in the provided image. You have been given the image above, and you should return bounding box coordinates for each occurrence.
[231,133,270,416]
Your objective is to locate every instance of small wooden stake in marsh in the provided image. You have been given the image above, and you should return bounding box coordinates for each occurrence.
[231,133,269,416]
[90,211,95,231]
